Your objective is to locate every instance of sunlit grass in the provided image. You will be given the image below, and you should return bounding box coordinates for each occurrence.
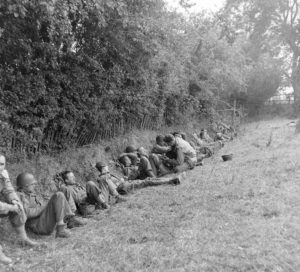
[1,118,299,272]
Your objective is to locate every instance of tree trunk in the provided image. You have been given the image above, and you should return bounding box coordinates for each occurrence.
[291,55,300,113]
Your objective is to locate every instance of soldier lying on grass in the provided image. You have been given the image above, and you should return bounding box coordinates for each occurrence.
[0,155,38,265]
[59,170,126,213]
[16,173,85,238]
[95,161,181,196]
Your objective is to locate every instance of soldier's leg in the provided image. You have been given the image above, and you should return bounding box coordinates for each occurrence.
[103,179,119,197]
[138,156,155,179]
[27,192,73,237]
[149,154,170,176]
[0,244,12,265]
[9,207,39,247]
[174,162,190,173]
[103,179,127,203]
[86,181,109,209]
[149,154,159,176]
[60,185,77,213]
[117,175,181,193]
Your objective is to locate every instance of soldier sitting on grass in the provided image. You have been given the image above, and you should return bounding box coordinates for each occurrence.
[119,146,160,180]
[118,145,140,179]
[16,173,85,238]
[59,170,126,213]
[0,155,38,265]
[150,134,197,174]
[152,135,171,155]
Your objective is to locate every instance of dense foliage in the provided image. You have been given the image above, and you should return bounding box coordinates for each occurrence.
[224,0,300,111]
[0,0,285,154]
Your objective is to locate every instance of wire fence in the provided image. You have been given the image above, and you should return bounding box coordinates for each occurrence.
[0,100,241,161]
[0,113,166,161]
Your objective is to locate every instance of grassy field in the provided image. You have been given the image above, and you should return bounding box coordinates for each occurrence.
[1,118,300,272]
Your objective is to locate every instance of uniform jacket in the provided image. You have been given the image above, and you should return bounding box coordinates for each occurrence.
[17,191,46,219]
[0,176,19,214]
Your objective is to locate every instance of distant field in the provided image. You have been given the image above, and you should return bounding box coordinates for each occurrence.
[1,118,300,272]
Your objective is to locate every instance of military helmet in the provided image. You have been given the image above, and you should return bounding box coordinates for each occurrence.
[16,173,36,189]
[95,161,107,171]
[125,145,136,153]
[164,134,175,143]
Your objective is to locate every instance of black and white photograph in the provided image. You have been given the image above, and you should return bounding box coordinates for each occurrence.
[0,0,299,271]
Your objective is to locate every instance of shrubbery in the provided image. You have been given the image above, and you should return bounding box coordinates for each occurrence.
[0,0,284,155]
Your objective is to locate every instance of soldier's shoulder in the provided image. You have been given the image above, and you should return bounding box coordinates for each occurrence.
[16,191,26,199]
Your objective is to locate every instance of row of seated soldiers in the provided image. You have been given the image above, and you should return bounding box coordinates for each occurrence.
[117,129,232,180]
[0,127,233,265]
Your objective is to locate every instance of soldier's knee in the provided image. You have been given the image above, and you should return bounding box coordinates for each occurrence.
[149,154,159,164]
[55,191,65,199]
[9,212,26,227]
[86,180,96,188]
[60,185,70,194]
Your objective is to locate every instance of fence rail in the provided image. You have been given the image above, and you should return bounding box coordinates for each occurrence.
[265,99,294,105]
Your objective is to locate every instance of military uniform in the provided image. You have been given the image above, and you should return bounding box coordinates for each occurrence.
[0,175,25,227]
[88,178,120,204]
[17,191,74,235]
[118,152,140,180]
[0,175,26,264]
[98,173,180,195]
[60,183,87,213]
[60,181,115,212]
[151,137,197,174]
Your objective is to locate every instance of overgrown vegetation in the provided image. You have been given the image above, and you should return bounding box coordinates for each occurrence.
[0,0,286,156]
[1,118,299,272]
[225,0,300,112]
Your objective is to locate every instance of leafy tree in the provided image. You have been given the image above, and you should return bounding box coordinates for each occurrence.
[224,0,300,111]
[0,0,263,152]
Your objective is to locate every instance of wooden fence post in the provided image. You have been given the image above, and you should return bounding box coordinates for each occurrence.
[232,99,237,128]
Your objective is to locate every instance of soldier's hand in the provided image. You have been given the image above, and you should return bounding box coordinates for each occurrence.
[0,169,10,180]
[9,204,19,213]
[11,200,23,212]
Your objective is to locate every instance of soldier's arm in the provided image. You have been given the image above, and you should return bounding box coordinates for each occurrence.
[152,144,170,154]
[126,153,139,165]
[176,147,185,165]
[162,148,183,167]
[0,201,16,214]
[18,193,44,219]
[1,176,19,204]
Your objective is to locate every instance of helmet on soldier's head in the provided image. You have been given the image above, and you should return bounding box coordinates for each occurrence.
[125,146,136,153]
[95,161,107,171]
[16,173,37,190]
[156,135,164,144]
[164,134,175,143]
[180,132,187,140]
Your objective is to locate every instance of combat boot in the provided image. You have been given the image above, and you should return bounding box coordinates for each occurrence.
[169,174,183,185]
[14,225,39,247]
[0,245,12,265]
[115,195,127,203]
[55,224,71,238]
[67,216,86,229]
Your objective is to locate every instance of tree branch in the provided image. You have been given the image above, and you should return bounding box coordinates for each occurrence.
[291,0,299,25]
